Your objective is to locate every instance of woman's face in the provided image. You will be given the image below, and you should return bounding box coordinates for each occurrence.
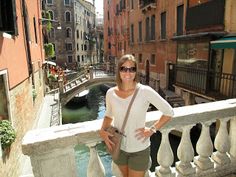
[119,60,136,83]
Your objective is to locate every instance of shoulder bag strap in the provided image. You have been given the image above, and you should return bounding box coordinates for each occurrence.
[120,84,140,133]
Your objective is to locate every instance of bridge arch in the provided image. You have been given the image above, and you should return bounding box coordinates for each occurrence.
[60,77,115,105]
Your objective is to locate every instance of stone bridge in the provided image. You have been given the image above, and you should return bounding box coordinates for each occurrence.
[59,66,115,105]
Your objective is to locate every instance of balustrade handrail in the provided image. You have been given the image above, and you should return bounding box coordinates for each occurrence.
[22,98,236,177]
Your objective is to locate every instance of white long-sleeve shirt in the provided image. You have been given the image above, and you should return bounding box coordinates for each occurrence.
[105,83,174,153]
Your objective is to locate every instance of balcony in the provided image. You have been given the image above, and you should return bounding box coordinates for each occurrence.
[22,99,236,177]
[186,0,225,31]
[140,0,157,13]
[176,66,236,99]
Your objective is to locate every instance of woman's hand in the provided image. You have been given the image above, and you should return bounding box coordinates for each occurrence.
[99,129,115,151]
[135,127,155,142]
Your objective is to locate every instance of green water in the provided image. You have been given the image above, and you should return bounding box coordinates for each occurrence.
[62,85,113,177]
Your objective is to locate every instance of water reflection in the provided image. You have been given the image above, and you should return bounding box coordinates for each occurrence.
[62,85,112,177]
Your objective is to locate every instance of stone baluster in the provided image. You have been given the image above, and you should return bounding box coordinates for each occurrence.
[194,121,214,171]
[87,142,105,177]
[211,119,230,166]
[156,129,175,177]
[229,116,236,162]
[112,161,123,177]
[176,125,196,176]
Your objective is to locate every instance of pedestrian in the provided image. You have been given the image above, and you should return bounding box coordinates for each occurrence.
[99,54,174,177]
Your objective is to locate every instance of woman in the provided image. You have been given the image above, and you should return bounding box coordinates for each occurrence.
[99,54,174,177]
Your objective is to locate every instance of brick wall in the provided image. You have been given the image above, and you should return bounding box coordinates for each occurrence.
[0,71,44,177]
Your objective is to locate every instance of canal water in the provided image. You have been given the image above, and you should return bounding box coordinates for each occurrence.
[62,85,202,176]
[62,85,113,177]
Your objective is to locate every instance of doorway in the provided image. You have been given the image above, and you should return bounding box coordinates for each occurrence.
[168,63,175,91]
[0,72,9,120]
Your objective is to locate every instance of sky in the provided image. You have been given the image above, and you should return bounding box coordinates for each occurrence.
[86,0,103,17]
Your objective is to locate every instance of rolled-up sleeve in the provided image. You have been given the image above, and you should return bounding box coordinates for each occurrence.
[104,89,114,119]
[145,86,174,117]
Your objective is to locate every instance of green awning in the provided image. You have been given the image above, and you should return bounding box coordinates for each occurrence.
[211,37,236,49]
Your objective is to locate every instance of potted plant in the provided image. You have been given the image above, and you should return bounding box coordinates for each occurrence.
[0,120,16,152]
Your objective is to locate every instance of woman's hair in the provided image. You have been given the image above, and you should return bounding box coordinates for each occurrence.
[116,54,139,88]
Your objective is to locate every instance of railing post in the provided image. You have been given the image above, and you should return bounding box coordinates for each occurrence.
[112,162,123,177]
[212,119,231,166]
[87,142,105,177]
[229,116,236,162]
[194,121,214,171]
[176,125,196,176]
[156,129,175,177]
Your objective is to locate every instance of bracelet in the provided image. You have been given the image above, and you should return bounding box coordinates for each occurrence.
[150,125,157,134]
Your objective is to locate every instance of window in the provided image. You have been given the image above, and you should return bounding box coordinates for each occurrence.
[48,10,54,20]
[150,15,155,40]
[130,24,134,43]
[177,5,184,36]
[0,0,18,35]
[84,44,87,51]
[161,12,166,39]
[47,0,53,5]
[65,11,71,22]
[33,17,38,43]
[68,56,73,63]
[138,54,142,63]
[150,54,156,65]
[64,0,70,6]
[66,28,72,38]
[145,17,149,41]
[65,43,72,51]
[138,21,142,42]
[77,43,79,50]
[77,30,79,38]
[130,0,134,9]
[108,11,110,20]
[77,55,80,62]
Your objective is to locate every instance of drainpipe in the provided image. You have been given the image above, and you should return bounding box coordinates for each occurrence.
[22,0,33,77]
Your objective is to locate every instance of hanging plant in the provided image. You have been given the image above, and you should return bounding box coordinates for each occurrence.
[0,120,16,150]
[44,43,55,58]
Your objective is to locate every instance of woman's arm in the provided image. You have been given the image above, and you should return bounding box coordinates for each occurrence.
[135,115,172,142]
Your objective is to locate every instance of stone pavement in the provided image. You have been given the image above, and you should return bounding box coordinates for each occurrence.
[20,90,60,177]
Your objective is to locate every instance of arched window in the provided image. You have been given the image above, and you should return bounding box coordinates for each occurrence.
[66,28,72,38]
[65,11,71,22]
[48,10,54,20]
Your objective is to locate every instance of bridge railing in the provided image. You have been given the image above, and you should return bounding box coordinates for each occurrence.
[93,63,116,77]
[22,98,236,177]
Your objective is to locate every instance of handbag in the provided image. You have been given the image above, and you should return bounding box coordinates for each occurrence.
[105,85,140,160]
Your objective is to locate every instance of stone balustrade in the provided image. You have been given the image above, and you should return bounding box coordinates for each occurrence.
[22,98,236,177]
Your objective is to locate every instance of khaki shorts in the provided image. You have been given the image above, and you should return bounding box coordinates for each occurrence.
[114,147,151,171]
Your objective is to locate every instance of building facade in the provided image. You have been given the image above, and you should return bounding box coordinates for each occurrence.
[0,0,45,176]
[104,0,236,104]
[104,0,180,89]
[174,0,236,104]
[45,0,98,69]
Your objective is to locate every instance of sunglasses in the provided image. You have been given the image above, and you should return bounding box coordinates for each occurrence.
[120,66,136,73]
